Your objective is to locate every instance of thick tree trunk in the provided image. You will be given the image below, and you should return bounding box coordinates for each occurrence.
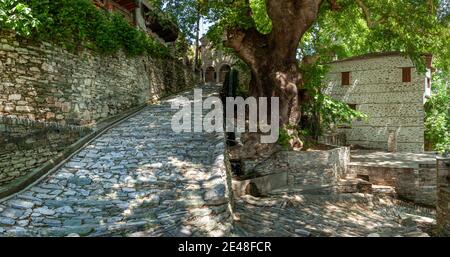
[224,0,323,156]
[249,52,304,150]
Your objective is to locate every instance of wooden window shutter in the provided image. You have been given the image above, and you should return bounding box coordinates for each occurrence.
[402,67,411,82]
[341,72,350,86]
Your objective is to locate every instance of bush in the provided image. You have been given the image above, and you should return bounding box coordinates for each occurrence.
[0,0,39,36]
[0,0,172,58]
[425,75,450,153]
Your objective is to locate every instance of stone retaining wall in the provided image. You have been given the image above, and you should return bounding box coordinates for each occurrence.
[0,116,92,186]
[202,135,234,235]
[0,30,195,194]
[347,164,437,206]
[436,156,450,236]
[233,147,350,196]
[0,31,195,126]
[396,164,437,206]
[285,147,350,188]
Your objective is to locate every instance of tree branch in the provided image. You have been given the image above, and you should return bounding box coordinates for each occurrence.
[355,0,374,28]
[224,27,268,68]
[265,0,323,58]
[328,0,341,11]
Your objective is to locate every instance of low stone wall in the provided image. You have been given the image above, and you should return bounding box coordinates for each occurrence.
[396,164,437,206]
[202,136,234,235]
[347,164,437,206]
[319,132,347,147]
[0,31,195,126]
[0,116,91,187]
[0,30,196,195]
[436,156,450,236]
[233,147,350,196]
[285,147,350,188]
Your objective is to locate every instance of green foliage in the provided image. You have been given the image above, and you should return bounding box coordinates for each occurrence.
[151,0,205,42]
[277,127,291,150]
[205,0,255,46]
[249,0,272,34]
[205,0,449,74]
[300,0,450,74]
[233,59,251,98]
[0,0,172,57]
[0,0,39,36]
[301,63,367,139]
[175,32,191,59]
[425,74,450,153]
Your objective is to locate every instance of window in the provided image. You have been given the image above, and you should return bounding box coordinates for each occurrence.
[402,67,412,82]
[341,72,350,86]
[427,77,431,89]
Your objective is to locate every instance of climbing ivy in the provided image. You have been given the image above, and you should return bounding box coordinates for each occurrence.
[0,0,172,58]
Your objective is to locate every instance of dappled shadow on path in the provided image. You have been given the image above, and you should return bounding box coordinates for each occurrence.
[233,193,435,237]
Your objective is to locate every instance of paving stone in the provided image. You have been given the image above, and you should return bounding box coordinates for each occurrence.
[35,207,56,216]
[10,200,35,210]
[1,208,25,219]
[68,176,92,186]
[0,217,16,225]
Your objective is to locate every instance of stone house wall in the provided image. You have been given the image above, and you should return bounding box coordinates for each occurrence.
[323,53,431,152]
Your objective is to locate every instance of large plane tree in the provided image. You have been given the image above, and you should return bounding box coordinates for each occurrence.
[204,0,449,153]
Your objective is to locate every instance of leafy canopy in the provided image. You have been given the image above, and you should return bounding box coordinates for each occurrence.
[205,0,449,73]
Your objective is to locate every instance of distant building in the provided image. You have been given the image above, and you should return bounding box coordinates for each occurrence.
[322,52,433,152]
[199,37,235,84]
[91,0,178,43]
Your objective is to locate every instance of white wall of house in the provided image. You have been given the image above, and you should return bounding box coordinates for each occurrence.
[323,53,431,152]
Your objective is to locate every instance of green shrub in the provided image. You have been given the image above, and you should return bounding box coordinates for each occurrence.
[0,0,172,58]
[425,75,450,153]
[0,0,40,36]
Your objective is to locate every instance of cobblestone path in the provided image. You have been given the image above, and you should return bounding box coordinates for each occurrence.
[0,85,437,238]
[233,193,435,237]
[0,85,233,237]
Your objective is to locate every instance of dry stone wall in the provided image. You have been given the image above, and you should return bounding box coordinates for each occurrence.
[0,30,195,193]
[0,116,91,186]
[323,54,429,152]
[437,156,450,236]
[347,163,437,206]
[0,31,195,126]
[233,147,350,196]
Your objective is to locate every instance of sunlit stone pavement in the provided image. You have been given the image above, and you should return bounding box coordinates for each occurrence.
[233,193,435,237]
[0,84,436,237]
[0,85,233,237]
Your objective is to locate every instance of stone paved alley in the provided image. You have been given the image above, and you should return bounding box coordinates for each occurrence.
[0,86,437,237]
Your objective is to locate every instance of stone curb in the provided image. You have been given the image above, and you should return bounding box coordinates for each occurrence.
[0,105,147,200]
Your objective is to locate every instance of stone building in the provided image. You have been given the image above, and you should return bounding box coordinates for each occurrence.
[199,37,235,84]
[322,52,433,152]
